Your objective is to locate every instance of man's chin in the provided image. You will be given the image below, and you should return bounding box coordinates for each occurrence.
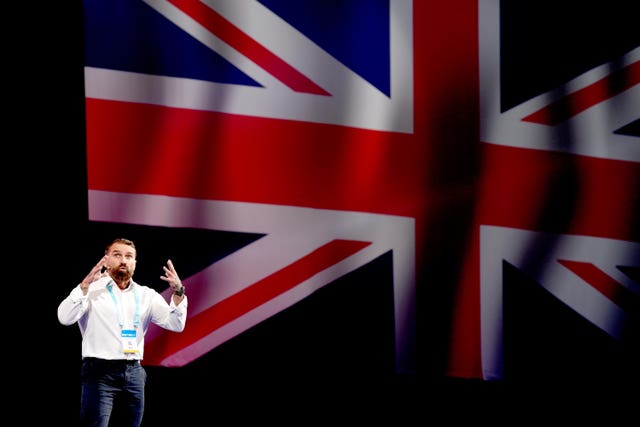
[113,271,132,282]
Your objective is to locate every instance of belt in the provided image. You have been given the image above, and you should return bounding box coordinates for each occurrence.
[83,357,140,366]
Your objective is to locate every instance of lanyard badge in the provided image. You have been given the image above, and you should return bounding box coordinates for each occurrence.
[121,329,139,354]
[107,281,141,355]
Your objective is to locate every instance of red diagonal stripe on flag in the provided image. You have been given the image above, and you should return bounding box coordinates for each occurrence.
[522,61,640,125]
[558,260,640,313]
[144,238,371,364]
[168,0,331,96]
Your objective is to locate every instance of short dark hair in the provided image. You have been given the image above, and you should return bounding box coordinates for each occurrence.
[105,238,136,255]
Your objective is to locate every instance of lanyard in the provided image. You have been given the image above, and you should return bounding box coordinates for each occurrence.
[107,281,140,329]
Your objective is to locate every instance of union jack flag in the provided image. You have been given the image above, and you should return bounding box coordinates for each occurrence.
[81,0,639,382]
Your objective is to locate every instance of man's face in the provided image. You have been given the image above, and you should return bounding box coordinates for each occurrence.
[106,243,136,282]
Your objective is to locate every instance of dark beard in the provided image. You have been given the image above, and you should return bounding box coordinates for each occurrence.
[111,267,133,283]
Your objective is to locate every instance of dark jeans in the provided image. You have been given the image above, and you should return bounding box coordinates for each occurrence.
[80,358,147,427]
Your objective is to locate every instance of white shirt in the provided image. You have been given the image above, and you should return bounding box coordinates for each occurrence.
[57,276,187,360]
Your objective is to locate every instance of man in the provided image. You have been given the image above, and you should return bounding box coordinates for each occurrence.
[57,237,188,427]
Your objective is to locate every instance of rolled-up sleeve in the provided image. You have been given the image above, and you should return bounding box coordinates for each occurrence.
[150,292,188,332]
[57,285,89,326]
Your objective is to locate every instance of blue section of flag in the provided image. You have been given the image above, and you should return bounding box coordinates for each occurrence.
[83,0,260,86]
[258,0,391,96]
[84,0,391,96]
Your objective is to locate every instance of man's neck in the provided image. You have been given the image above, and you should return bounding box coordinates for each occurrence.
[116,280,130,290]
